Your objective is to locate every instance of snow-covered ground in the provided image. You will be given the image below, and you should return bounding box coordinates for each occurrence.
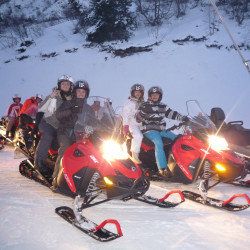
[0,4,250,249]
[1,145,250,250]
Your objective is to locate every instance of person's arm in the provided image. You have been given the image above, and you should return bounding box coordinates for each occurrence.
[19,99,30,115]
[136,103,147,123]
[165,105,184,121]
[39,95,51,109]
[7,104,14,116]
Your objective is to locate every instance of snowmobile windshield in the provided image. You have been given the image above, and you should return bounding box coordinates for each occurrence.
[74,96,122,140]
[186,100,217,134]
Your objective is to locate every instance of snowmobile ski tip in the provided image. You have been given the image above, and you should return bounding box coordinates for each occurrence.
[55,206,122,242]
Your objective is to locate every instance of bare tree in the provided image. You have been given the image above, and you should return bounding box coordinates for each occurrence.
[174,0,188,18]
[135,0,174,26]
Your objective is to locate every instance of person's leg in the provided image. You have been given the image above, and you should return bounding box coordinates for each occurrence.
[52,134,73,180]
[35,119,56,171]
[130,125,143,163]
[6,117,15,138]
[144,130,167,170]
[160,131,177,141]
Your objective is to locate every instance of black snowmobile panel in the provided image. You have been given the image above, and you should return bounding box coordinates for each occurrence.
[141,135,173,151]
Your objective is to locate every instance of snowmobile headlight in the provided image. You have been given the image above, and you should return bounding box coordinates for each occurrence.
[102,140,128,161]
[209,136,228,151]
[215,164,226,172]
[104,177,113,185]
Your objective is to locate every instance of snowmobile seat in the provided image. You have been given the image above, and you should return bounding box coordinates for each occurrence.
[210,107,226,128]
[224,122,250,147]
[211,107,250,147]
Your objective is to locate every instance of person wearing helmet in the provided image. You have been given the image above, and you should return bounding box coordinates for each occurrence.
[34,75,74,174]
[4,94,23,138]
[122,84,145,164]
[51,80,94,191]
[18,94,44,128]
[136,86,188,178]
[91,98,104,120]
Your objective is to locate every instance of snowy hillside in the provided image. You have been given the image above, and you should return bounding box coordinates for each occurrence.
[0,0,69,21]
[0,5,249,127]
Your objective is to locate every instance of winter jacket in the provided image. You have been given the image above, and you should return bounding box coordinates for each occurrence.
[6,102,23,126]
[122,97,144,127]
[56,98,95,138]
[136,101,184,133]
[7,102,23,118]
[39,92,71,129]
[19,97,38,117]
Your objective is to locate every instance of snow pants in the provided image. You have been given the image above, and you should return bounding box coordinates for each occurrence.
[130,124,143,153]
[144,130,177,170]
[6,116,17,137]
[35,119,57,166]
[6,117,15,132]
[52,134,74,179]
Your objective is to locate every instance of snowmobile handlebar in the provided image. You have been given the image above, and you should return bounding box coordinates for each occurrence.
[165,121,186,132]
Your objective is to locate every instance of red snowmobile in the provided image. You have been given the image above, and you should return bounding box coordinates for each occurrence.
[129,100,250,211]
[17,96,185,242]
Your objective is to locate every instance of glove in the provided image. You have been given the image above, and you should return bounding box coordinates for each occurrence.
[123,125,130,136]
[182,116,189,122]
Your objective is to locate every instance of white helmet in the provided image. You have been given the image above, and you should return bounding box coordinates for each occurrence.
[35,94,43,101]
[57,74,74,89]
[12,94,21,102]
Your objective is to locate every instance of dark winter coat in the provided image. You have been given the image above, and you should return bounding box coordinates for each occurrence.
[136,100,184,133]
[56,98,95,139]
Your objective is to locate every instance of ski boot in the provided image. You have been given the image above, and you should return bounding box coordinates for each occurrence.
[158,167,172,179]
[35,159,52,176]
[132,152,142,164]
[50,178,59,193]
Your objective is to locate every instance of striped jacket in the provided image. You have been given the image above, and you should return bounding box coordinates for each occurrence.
[136,101,184,133]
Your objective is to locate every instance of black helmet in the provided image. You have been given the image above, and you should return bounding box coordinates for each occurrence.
[148,86,163,102]
[57,74,74,90]
[74,80,90,98]
[130,84,144,98]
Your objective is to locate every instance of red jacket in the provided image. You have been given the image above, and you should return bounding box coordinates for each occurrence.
[7,102,23,118]
[7,102,23,126]
[19,97,38,116]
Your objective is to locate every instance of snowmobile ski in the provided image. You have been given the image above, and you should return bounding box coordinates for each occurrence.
[135,190,185,208]
[55,206,122,242]
[182,190,250,211]
[229,180,250,188]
